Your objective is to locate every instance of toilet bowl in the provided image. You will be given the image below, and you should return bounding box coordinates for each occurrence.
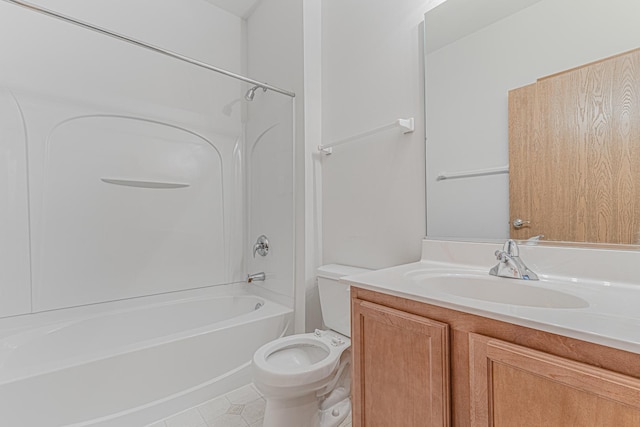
[253,330,351,427]
[252,264,371,427]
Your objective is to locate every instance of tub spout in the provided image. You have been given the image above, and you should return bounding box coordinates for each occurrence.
[247,272,266,283]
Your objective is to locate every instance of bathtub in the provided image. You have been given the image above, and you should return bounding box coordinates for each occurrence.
[0,285,292,427]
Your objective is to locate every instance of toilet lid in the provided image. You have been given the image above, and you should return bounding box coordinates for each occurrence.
[253,332,350,387]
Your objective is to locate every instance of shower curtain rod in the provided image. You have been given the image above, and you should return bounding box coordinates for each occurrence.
[2,0,296,98]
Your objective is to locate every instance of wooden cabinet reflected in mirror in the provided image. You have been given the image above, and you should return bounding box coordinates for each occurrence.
[509,48,640,244]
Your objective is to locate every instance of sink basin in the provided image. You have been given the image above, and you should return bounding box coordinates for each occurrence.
[413,273,589,309]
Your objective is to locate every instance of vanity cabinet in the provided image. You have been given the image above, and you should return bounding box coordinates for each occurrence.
[469,333,640,426]
[350,287,640,427]
[351,298,450,427]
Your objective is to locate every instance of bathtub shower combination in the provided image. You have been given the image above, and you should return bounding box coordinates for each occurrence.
[0,1,295,425]
[0,288,291,426]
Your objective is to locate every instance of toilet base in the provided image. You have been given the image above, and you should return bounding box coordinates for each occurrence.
[320,397,351,427]
[263,392,320,427]
[262,392,351,427]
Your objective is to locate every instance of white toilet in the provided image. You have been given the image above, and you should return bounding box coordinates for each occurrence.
[252,264,370,427]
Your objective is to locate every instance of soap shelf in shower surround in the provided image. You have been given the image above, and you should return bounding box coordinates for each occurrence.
[436,165,509,181]
[101,178,190,189]
[318,118,414,155]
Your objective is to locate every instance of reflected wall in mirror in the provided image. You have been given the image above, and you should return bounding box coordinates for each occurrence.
[425,0,640,245]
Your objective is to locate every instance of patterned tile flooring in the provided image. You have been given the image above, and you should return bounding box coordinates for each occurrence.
[146,384,352,427]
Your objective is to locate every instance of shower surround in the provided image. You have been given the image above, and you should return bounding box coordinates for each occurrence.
[0,0,296,424]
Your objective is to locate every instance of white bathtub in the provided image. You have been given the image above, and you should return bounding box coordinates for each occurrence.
[0,285,292,427]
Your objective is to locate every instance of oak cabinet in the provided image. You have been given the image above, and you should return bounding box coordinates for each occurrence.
[351,298,450,427]
[350,287,640,427]
[469,333,640,426]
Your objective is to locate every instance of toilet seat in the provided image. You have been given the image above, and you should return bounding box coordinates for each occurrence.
[253,265,369,427]
[253,331,351,388]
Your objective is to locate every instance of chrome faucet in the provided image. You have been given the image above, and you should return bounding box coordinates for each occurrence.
[489,239,538,280]
[253,235,269,258]
[247,272,266,283]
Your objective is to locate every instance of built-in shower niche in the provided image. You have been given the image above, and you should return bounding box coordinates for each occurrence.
[33,115,228,312]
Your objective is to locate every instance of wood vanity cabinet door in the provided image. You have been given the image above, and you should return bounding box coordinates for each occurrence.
[351,299,450,427]
[468,333,640,426]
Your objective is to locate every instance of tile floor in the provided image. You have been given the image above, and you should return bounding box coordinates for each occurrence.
[146,384,352,427]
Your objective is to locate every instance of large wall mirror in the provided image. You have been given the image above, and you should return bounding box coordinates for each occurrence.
[424,0,640,245]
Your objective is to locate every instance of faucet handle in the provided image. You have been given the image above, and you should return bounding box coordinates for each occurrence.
[253,235,269,258]
[502,239,519,257]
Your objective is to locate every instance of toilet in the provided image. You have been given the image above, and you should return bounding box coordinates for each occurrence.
[252,264,370,427]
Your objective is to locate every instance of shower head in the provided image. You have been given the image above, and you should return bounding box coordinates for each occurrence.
[245,85,266,101]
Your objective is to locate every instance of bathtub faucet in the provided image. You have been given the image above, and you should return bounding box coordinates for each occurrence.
[247,272,266,283]
[253,235,270,258]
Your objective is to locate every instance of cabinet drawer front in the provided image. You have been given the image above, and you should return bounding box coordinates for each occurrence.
[352,299,450,427]
[469,333,640,427]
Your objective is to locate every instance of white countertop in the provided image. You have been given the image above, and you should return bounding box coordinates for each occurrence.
[343,239,640,355]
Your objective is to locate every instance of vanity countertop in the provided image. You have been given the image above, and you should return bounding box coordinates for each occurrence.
[343,239,640,355]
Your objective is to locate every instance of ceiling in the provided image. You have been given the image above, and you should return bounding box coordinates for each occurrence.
[202,0,261,18]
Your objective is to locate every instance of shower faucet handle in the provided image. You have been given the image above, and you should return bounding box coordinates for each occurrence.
[253,235,270,258]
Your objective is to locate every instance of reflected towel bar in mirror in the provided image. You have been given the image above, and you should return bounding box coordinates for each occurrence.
[436,165,509,181]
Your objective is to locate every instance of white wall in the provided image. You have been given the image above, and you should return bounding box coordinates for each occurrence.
[27,0,242,70]
[320,0,429,270]
[0,0,247,316]
[426,0,640,239]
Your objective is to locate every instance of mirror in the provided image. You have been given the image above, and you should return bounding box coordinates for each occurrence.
[424,0,640,244]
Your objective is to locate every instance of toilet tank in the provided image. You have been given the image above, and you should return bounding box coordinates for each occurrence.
[317,264,372,337]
